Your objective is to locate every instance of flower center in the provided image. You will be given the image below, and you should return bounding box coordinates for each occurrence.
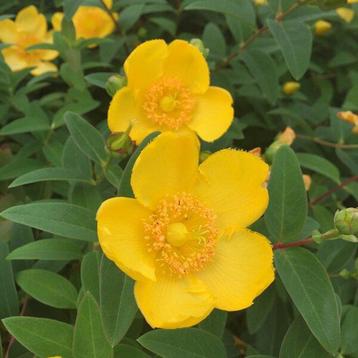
[142,77,196,130]
[143,193,218,277]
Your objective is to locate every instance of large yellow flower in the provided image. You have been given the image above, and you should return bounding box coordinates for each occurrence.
[97,132,274,329]
[0,6,58,76]
[52,0,116,41]
[107,40,234,143]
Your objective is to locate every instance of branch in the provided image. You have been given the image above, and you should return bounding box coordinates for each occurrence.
[273,237,314,250]
[99,0,120,32]
[310,176,358,207]
[297,134,358,149]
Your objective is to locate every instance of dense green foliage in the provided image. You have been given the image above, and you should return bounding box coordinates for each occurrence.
[0,0,358,357]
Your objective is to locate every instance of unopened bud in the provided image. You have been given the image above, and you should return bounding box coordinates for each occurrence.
[107,131,132,153]
[339,269,351,279]
[336,7,355,23]
[137,27,147,38]
[105,74,126,97]
[190,38,209,58]
[282,81,300,95]
[314,20,332,36]
[249,147,262,157]
[277,127,296,145]
[302,174,312,191]
[334,208,358,235]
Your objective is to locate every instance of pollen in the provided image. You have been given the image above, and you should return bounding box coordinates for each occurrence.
[143,192,218,277]
[142,77,196,130]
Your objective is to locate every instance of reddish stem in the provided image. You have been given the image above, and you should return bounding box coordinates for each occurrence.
[273,237,314,250]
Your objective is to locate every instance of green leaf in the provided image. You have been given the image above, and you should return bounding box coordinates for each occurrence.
[118,132,159,197]
[0,202,96,241]
[9,167,94,188]
[0,158,43,181]
[264,146,307,242]
[241,49,279,104]
[2,317,73,358]
[99,255,137,347]
[275,248,341,353]
[0,116,49,135]
[119,4,145,31]
[341,305,358,355]
[16,269,78,309]
[64,0,83,20]
[0,242,18,318]
[81,251,101,303]
[267,19,312,80]
[85,72,114,89]
[7,238,83,261]
[199,310,227,338]
[279,316,331,358]
[296,153,340,184]
[64,111,109,165]
[73,292,113,358]
[138,328,227,358]
[246,286,275,334]
[114,343,150,358]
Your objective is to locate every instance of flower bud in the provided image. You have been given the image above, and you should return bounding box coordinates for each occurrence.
[302,174,312,191]
[337,111,358,134]
[334,208,358,235]
[190,39,209,58]
[314,20,332,36]
[336,7,355,23]
[277,127,296,145]
[254,0,268,5]
[282,81,300,95]
[107,131,133,153]
[105,74,127,97]
[249,147,262,157]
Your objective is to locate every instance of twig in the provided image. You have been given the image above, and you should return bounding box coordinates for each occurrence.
[297,134,358,149]
[218,0,310,68]
[5,296,29,358]
[99,0,120,32]
[273,237,314,250]
[310,176,358,207]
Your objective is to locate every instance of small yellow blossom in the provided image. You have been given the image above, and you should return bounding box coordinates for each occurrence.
[254,0,268,6]
[52,0,116,41]
[107,39,234,144]
[347,0,358,3]
[337,111,358,134]
[314,20,332,36]
[97,132,274,329]
[282,81,300,95]
[336,7,355,22]
[0,6,58,76]
[302,175,312,191]
[277,127,296,145]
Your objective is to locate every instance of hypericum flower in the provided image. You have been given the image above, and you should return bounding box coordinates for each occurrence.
[302,174,312,191]
[314,20,332,36]
[107,39,234,143]
[347,0,358,3]
[97,132,274,329]
[0,6,58,76]
[336,7,355,23]
[52,0,116,41]
[337,111,358,134]
[282,81,300,95]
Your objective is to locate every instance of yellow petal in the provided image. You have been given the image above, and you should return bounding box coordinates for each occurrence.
[96,197,156,281]
[51,12,64,32]
[108,87,136,133]
[336,7,354,23]
[1,47,28,71]
[124,40,167,90]
[0,19,18,43]
[38,48,59,61]
[103,0,113,9]
[163,39,209,94]
[131,131,199,208]
[129,120,157,144]
[193,149,269,232]
[134,275,214,328]
[188,86,234,142]
[30,61,57,76]
[16,5,47,38]
[197,229,274,311]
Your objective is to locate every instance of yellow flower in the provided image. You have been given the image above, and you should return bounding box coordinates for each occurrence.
[0,6,58,76]
[337,111,358,133]
[107,40,234,143]
[282,81,300,95]
[97,132,274,329]
[347,0,358,3]
[314,20,332,36]
[336,7,355,23]
[254,0,268,6]
[52,0,116,41]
